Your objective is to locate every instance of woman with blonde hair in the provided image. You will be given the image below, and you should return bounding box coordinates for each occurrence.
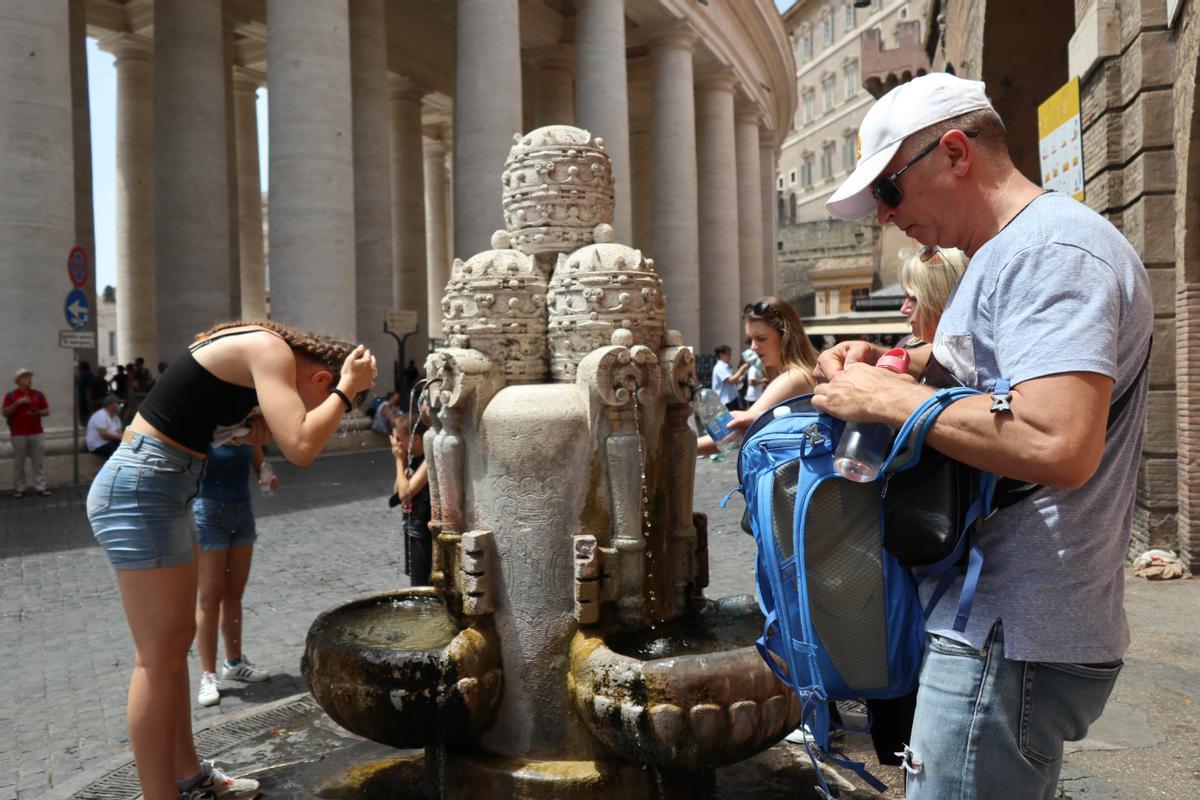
[899,246,969,345]
[699,297,820,453]
[87,320,376,799]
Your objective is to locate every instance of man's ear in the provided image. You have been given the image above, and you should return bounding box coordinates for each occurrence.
[943,130,973,176]
[311,369,334,389]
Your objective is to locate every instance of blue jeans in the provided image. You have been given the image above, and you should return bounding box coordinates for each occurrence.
[905,624,1121,800]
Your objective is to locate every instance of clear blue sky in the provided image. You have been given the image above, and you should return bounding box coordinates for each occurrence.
[85,38,269,292]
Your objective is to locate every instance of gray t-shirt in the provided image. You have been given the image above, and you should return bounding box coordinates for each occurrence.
[928,192,1152,663]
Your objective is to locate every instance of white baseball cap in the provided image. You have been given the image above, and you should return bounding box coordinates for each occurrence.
[825,73,995,220]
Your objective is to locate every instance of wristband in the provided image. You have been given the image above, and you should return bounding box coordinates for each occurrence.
[330,388,354,413]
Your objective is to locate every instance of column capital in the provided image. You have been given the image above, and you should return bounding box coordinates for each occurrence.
[695,68,739,93]
[232,65,266,94]
[423,137,449,159]
[389,74,426,102]
[735,104,765,126]
[644,22,697,53]
[524,43,575,70]
[98,32,152,63]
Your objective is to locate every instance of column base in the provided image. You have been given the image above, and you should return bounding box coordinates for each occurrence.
[430,746,714,800]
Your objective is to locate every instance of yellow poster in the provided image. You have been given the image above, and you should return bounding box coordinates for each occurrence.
[1037,78,1084,201]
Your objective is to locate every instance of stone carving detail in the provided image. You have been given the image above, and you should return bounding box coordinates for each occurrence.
[441,231,548,384]
[502,126,615,255]
[658,330,697,407]
[574,534,602,624]
[459,530,496,616]
[549,233,668,382]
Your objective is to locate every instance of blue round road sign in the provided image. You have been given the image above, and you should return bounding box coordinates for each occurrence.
[64,288,89,331]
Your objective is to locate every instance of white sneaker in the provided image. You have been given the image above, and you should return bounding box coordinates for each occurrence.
[220,657,270,683]
[784,725,816,745]
[193,760,259,800]
[197,671,220,707]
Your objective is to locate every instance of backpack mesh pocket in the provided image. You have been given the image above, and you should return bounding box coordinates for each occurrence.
[771,460,800,561]
[803,478,890,691]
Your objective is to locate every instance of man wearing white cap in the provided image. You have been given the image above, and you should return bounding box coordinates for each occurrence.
[3,368,51,497]
[812,73,1151,798]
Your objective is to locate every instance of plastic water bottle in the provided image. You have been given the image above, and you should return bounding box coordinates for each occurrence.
[696,387,742,455]
[833,348,911,483]
[741,348,764,372]
[258,461,276,495]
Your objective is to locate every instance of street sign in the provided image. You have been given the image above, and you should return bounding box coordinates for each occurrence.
[385,309,419,335]
[59,330,96,349]
[67,246,88,288]
[64,288,89,330]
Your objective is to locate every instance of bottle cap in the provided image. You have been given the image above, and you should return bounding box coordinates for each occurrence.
[772,406,792,419]
[875,348,910,374]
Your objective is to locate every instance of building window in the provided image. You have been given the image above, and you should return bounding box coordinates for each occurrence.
[843,3,855,31]
[108,331,116,356]
[899,3,909,20]
[820,143,835,180]
[803,91,815,125]
[778,193,786,225]
[788,168,797,185]
[842,130,857,171]
[799,30,812,62]
[789,192,798,224]
[777,175,784,190]
[844,60,859,99]
[822,77,835,112]
[801,155,814,188]
[821,15,833,46]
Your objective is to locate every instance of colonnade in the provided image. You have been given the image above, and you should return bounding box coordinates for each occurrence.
[0,0,786,429]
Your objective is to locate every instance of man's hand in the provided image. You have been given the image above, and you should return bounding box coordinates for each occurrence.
[14,396,30,406]
[813,341,882,383]
[390,430,408,462]
[811,362,928,424]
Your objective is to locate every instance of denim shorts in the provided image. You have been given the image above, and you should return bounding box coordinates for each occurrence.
[87,432,206,571]
[193,497,257,551]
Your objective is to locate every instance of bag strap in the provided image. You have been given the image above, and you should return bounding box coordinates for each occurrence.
[880,387,980,474]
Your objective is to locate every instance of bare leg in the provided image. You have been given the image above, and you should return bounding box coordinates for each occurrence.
[219,544,255,662]
[174,656,198,778]
[116,558,201,800]
[195,549,229,674]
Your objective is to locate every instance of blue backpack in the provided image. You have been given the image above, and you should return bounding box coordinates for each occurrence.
[734,389,994,796]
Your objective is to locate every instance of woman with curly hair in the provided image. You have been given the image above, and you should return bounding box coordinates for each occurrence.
[86,321,376,799]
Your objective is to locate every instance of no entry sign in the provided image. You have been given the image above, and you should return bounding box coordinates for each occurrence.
[68,247,88,288]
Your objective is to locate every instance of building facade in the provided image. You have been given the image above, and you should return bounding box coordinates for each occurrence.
[0,0,794,469]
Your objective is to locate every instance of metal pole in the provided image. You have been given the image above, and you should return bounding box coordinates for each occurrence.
[72,349,79,485]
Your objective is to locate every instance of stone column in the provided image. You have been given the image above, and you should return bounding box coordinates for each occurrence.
[350,0,396,390]
[232,67,266,320]
[70,0,98,370]
[154,0,231,359]
[530,47,575,127]
[760,138,778,296]
[101,33,157,364]
[390,76,429,360]
[695,73,741,356]
[454,0,523,257]
[575,0,632,241]
[223,20,241,318]
[649,26,701,347]
[629,114,652,253]
[267,0,356,339]
[735,108,764,307]
[0,2,74,420]
[424,135,451,340]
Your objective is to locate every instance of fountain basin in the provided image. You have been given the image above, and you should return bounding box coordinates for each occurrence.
[302,588,502,749]
[569,595,801,770]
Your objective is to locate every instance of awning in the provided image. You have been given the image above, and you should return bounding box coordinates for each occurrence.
[804,320,912,335]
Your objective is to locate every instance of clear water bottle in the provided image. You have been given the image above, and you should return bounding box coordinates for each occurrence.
[258,461,276,495]
[833,348,911,483]
[741,348,764,372]
[696,387,742,455]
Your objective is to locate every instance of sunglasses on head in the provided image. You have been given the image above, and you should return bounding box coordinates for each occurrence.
[744,300,774,316]
[871,130,979,209]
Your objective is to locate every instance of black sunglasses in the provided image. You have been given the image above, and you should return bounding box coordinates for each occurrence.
[871,130,979,209]
[744,300,774,316]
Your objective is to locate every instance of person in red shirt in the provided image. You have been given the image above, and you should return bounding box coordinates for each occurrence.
[3,368,50,497]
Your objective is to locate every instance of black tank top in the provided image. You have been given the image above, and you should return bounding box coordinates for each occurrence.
[138,330,271,452]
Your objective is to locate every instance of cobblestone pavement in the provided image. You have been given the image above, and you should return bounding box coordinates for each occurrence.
[2,449,1198,798]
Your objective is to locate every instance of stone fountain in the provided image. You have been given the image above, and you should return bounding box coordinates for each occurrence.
[302,126,802,799]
